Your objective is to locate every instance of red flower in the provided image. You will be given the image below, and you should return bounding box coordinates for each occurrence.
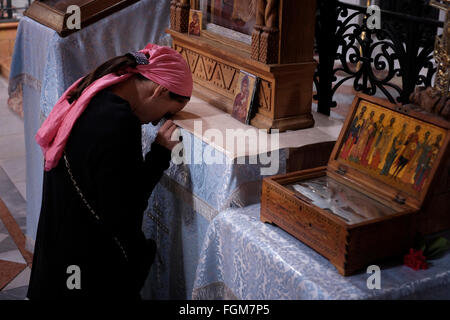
[403,249,429,270]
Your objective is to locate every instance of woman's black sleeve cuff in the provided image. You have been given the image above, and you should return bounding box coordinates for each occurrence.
[145,142,172,171]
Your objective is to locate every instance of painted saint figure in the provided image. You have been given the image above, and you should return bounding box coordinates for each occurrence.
[340,106,367,160]
[380,122,408,176]
[212,0,256,35]
[391,125,421,178]
[231,0,256,28]
[369,117,396,170]
[361,113,385,166]
[400,131,431,185]
[189,11,201,36]
[349,111,375,163]
[231,75,250,123]
[414,134,443,191]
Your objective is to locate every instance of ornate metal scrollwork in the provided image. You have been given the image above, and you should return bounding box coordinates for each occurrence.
[314,0,444,116]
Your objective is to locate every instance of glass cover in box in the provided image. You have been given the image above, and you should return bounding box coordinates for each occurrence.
[287,176,399,225]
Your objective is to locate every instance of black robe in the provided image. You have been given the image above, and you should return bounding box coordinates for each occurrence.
[27,89,171,300]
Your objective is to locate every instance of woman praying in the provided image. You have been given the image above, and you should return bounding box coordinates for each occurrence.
[27,44,193,300]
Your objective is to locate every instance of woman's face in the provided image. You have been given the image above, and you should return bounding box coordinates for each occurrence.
[135,79,188,125]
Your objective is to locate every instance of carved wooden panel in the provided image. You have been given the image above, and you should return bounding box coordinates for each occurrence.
[258,79,272,112]
[175,43,274,114]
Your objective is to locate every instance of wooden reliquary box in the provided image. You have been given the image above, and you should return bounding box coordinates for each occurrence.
[168,0,317,132]
[261,94,450,276]
[24,0,139,37]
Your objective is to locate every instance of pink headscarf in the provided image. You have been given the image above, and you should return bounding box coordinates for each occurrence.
[35,43,193,171]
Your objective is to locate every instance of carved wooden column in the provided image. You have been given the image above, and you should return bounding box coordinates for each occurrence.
[259,0,279,64]
[170,1,178,30]
[251,0,279,64]
[251,0,265,61]
[190,0,200,10]
[172,0,190,33]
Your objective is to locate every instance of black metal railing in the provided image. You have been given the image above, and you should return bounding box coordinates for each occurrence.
[314,0,445,115]
[1,0,31,22]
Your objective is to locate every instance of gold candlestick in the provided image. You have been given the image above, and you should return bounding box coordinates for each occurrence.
[356,0,372,72]
[430,0,450,98]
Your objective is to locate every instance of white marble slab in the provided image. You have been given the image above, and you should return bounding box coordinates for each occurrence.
[172,96,343,159]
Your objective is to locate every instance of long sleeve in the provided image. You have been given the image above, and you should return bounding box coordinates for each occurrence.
[88,112,171,268]
[142,142,172,200]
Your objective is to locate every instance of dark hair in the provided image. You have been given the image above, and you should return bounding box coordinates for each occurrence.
[68,54,190,103]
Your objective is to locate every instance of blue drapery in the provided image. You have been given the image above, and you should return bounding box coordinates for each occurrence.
[193,204,450,300]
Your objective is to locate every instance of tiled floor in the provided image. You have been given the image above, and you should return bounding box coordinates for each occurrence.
[0,75,30,300]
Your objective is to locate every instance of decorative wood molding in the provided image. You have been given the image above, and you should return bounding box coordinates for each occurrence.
[176,44,247,99]
[172,0,190,33]
[251,25,263,61]
[172,36,316,131]
[175,42,281,117]
[251,0,279,63]
[259,26,279,64]
[258,79,272,113]
[170,1,177,30]
[190,0,200,10]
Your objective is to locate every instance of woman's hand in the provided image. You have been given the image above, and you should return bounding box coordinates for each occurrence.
[155,120,179,151]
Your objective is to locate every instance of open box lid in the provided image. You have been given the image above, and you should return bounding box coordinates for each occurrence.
[327,94,450,210]
[24,0,139,37]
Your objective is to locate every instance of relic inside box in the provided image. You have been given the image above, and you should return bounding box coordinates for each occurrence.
[24,0,139,37]
[261,94,450,276]
[287,176,398,225]
[168,0,317,132]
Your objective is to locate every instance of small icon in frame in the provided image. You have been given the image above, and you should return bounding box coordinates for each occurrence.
[189,9,202,36]
[231,71,259,124]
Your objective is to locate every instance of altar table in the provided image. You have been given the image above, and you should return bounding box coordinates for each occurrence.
[192,204,450,300]
[140,97,343,299]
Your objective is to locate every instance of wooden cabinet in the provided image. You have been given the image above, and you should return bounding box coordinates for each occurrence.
[168,0,317,132]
